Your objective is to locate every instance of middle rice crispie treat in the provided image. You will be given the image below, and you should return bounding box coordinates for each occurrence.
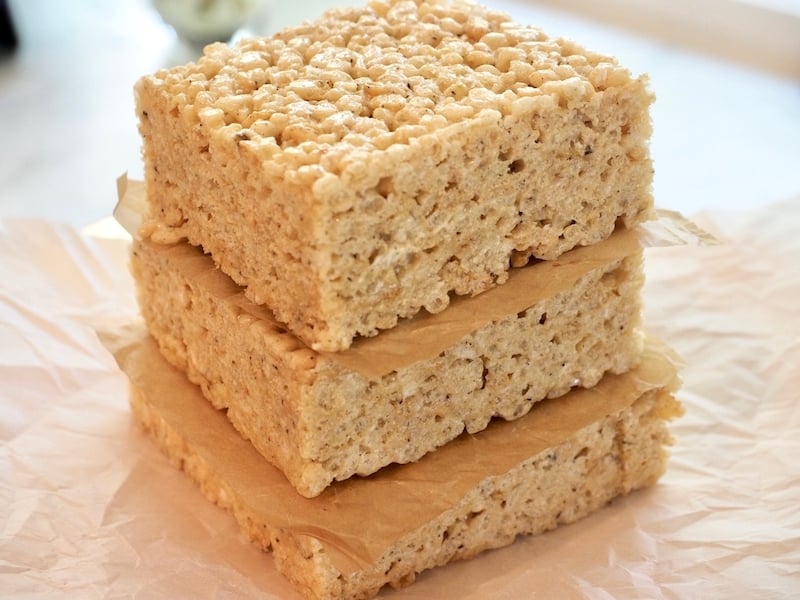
[131,226,645,498]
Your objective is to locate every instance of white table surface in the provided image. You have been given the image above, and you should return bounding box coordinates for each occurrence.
[0,0,798,228]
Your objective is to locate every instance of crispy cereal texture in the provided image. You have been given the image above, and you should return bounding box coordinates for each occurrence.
[131,235,644,497]
[129,355,681,600]
[135,0,654,351]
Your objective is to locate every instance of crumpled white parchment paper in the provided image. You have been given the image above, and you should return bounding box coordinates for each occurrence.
[1,199,798,598]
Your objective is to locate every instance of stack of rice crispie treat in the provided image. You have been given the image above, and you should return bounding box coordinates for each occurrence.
[123,1,682,598]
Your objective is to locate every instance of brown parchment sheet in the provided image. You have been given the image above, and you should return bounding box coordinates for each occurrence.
[1,198,798,599]
[108,326,679,576]
[116,175,713,378]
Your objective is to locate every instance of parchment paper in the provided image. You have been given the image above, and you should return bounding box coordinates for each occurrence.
[1,198,798,598]
[108,326,680,576]
[117,175,713,378]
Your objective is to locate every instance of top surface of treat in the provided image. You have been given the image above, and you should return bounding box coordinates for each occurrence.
[143,0,630,176]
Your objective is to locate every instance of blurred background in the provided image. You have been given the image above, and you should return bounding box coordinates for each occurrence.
[0,0,798,228]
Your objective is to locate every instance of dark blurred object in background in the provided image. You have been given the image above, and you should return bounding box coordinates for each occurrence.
[0,0,17,52]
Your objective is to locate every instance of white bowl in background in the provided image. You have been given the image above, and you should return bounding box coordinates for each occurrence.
[153,0,271,47]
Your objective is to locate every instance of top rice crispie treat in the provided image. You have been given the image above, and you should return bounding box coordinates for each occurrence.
[135,0,654,351]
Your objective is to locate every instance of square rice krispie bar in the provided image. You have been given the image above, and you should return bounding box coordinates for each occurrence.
[135,0,654,351]
[131,227,645,498]
[119,329,681,600]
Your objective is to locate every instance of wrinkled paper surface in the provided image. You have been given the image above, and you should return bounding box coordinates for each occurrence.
[1,198,798,598]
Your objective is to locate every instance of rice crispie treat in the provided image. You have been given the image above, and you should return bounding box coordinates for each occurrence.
[134,0,654,351]
[131,228,645,498]
[119,330,681,600]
